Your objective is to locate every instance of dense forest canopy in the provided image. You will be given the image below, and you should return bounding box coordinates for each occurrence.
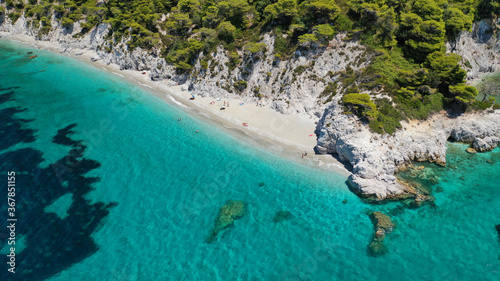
[1,0,499,134]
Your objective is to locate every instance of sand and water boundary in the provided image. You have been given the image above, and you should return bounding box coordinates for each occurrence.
[0,33,350,177]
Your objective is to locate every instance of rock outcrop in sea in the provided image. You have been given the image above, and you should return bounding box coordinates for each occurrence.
[368,211,395,256]
[206,200,246,244]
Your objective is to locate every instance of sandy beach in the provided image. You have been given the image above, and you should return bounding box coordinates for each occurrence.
[0,33,350,176]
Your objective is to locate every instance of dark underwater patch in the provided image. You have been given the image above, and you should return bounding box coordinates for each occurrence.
[0,106,37,151]
[0,90,15,104]
[52,123,81,146]
[0,88,116,281]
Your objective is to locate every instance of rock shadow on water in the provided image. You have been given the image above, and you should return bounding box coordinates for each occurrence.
[0,90,116,281]
[205,200,246,244]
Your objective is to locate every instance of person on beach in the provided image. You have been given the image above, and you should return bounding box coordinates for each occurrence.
[304,151,308,157]
[224,101,226,106]
[227,102,229,107]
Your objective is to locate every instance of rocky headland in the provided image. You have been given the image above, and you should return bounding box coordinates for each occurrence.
[315,19,500,200]
[315,103,500,200]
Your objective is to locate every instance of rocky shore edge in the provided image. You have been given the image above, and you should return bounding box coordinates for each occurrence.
[315,102,500,201]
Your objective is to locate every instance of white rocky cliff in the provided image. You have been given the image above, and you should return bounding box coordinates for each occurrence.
[447,19,500,81]
[0,11,368,119]
[316,20,500,200]
[315,103,500,199]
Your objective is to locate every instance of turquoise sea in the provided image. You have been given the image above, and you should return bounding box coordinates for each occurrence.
[0,39,499,281]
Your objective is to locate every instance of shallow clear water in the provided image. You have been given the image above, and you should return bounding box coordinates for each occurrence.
[0,40,499,281]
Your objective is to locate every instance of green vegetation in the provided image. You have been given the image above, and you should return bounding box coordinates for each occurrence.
[7,12,21,23]
[475,72,500,104]
[1,0,498,134]
[342,93,377,117]
[332,0,499,134]
[294,64,308,75]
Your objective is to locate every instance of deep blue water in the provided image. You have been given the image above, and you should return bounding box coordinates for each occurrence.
[0,39,499,281]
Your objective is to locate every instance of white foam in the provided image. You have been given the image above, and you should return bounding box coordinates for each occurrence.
[167,95,186,108]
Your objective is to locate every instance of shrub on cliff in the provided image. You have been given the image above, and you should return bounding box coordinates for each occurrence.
[341,93,378,119]
[7,12,20,23]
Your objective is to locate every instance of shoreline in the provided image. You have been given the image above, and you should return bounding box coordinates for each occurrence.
[0,33,351,177]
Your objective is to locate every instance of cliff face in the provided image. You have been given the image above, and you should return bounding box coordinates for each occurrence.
[448,19,500,81]
[0,13,367,119]
[182,34,367,118]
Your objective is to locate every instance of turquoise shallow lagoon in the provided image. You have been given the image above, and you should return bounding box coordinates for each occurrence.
[0,39,499,280]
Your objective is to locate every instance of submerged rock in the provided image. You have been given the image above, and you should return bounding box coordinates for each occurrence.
[368,240,387,256]
[371,212,395,233]
[273,210,292,223]
[368,212,395,256]
[206,200,246,244]
[258,182,265,187]
[466,147,477,154]
[411,193,434,208]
